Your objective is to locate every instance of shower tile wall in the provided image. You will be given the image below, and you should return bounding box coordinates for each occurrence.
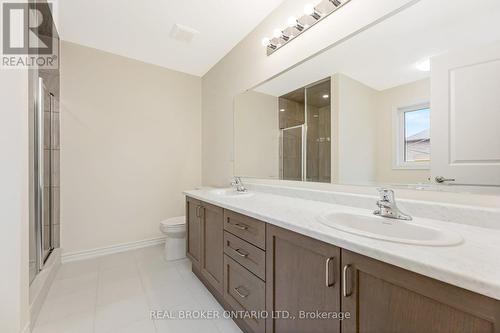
[279,98,305,129]
[306,105,319,181]
[318,105,331,183]
[51,97,60,248]
[306,80,331,183]
[40,68,61,249]
[278,79,331,183]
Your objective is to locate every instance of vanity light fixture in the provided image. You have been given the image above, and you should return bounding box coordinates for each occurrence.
[280,108,286,112]
[322,94,329,99]
[262,0,351,55]
[304,3,321,20]
[288,16,304,31]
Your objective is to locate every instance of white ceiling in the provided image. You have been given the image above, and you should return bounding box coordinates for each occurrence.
[256,0,500,95]
[56,0,285,76]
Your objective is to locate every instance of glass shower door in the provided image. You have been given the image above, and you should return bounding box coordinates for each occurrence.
[281,125,304,181]
[35,77,54,272]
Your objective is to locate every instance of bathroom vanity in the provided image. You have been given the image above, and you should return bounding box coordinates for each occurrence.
[183,1,500,331]
[184,188,500,333]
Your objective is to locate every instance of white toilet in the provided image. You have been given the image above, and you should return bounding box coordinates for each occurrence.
[159,216,186,261]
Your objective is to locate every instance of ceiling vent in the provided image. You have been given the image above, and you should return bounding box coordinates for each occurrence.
[169,23,199,43]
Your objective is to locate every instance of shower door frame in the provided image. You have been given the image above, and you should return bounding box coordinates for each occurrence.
[280,124,307,181]
[35,77,54,271]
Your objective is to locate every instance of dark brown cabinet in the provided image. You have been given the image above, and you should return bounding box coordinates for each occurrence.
[186,197,202,268]
[266,225,341,333]
[186,197,224,293]
[185,197,500,333]
[200,203,224,293]
[341,250,500,333]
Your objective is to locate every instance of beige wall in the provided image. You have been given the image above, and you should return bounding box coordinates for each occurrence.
[60,42,201,255]
[0,68,30,332]
[375,78,430,184]
[201,0,417,186]
[234,91,279,179]
[333,73,378,184]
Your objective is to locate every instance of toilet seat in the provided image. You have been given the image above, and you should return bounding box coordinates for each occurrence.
[160,216,186,233]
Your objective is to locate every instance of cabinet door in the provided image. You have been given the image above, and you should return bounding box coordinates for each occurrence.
[186,197,201,268]
[200,202,224,293]
[266,225,341,333]
[341,250,500,333]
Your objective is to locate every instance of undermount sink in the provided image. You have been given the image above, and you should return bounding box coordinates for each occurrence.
[209,188,254,198]
[318,212,462,246]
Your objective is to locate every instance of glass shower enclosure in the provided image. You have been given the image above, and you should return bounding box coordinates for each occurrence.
[279,78,331,183]
[29,75,60,284]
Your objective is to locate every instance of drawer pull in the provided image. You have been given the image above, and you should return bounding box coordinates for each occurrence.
[229,221,248,230]
[325,257,335,287]
[234,286,249,298]
[343,265,352,297]
[228,245,249,258]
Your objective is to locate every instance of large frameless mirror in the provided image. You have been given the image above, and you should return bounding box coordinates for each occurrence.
[233,0,500,192]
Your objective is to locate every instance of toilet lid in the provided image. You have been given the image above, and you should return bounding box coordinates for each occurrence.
[160,216,185,227]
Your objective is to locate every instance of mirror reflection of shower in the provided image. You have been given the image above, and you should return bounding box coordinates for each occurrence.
[279,78,331,183]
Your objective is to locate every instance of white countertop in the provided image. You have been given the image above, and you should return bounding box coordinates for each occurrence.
[184,188,500,301]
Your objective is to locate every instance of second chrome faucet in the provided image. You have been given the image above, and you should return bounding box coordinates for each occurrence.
[231,177,247,193]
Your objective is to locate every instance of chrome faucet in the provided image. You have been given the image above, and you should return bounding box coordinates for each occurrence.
[231,177,247,193]
[373,188,412,221]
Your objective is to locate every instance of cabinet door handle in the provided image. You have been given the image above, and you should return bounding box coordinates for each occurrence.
[228,245,249,258]
[343,265,352,297]
[195,205,205,218]
[325,257,335,287]
[234,286,249,298]
[229,221,248,230]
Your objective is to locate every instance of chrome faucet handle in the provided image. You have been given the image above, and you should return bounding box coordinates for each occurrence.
[376,188,394,202]
[374,188,412,221]
[231,177,247,192]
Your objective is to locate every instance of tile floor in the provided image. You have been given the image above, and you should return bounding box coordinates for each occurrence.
[33,245,243,333]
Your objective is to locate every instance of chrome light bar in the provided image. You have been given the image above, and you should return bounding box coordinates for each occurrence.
[262,0,352,56]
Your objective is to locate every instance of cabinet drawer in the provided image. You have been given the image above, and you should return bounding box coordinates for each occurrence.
[224,255,265,333]
[224,231,265,281]
[224,210,266,249]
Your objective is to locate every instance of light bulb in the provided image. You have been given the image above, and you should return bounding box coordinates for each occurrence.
[322,94,329,99]
[273,29,282,39]
[287,16,297,28]
[304,3,315,15]
[261,37,270,47]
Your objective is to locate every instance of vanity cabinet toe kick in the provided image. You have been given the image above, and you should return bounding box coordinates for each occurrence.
[185,196,500,333]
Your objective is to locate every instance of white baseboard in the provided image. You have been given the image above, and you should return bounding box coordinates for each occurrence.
[61,237,165,263]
